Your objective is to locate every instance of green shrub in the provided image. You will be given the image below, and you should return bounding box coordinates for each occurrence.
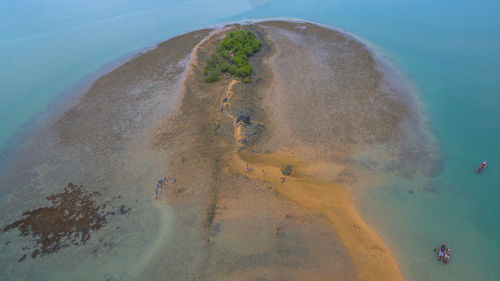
[205,70,220,82]
[219,61,230,72]
[233,56,247,67]
[218,49,231,60]
[235,65,251,77]
[243,78,250,83]
[204,30,261,82]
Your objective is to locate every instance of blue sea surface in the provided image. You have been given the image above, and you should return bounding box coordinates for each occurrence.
[1,0,499,280]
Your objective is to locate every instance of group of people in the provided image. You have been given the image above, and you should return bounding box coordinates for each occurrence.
[244,163,254,173]
[153,176,176,200]
[238,134,248,145]
[243,163,289,184]
[436,242,451,264]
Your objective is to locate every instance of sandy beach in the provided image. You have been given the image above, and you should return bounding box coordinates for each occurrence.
[0,21,440,280]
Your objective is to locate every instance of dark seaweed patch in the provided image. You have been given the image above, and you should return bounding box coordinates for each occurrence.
[2,183,107,259]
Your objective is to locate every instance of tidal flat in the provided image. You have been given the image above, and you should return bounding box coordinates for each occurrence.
[0,21,439,280]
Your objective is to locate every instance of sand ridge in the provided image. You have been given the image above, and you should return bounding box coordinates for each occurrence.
[152,19,413,278]
[149,20,438,280]
[149,24,358,280]
[229,151,403,281]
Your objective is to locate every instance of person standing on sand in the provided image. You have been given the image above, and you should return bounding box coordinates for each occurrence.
[153,187,159,200]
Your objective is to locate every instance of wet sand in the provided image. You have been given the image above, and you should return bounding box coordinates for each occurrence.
[0,29,212,280]
[0,20,439,280]
[149,20,430,280]
[146,24,356,280]
[150,20,439,280]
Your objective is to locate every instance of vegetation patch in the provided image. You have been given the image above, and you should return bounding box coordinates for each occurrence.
[204,30,261,82]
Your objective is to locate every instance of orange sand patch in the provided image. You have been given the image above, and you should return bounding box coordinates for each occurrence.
[227,151,403,281]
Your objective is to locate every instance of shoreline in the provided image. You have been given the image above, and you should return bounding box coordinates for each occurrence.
[0,25,215,163]
[0,29,213,196]
[0,42,150,156]
[0,28,213,280]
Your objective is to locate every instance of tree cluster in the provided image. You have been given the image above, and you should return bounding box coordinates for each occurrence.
[204,30,261,82]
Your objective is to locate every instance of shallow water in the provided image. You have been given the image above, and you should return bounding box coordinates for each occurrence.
[1,0,499,280]
[0,28,204,280]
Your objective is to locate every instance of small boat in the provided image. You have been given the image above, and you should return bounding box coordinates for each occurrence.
[438,250,444,262]
[476,160,488,174]
[434,242,446,262]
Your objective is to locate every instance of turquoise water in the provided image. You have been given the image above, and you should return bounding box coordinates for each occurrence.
[0,0,266,149]
[1,0,499,280]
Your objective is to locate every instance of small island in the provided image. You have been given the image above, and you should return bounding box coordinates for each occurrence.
[0,20,439,281]
[147,21,436,280]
